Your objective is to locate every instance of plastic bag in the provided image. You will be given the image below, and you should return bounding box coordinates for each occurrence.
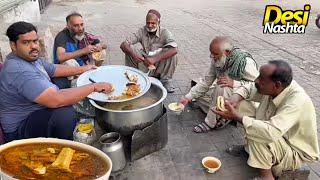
[73,118,96,145]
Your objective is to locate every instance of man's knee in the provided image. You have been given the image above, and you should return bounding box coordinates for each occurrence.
[212,85,233,103]
[246,139,274,170]
[238,100,256,117]
[52,106,75,114]
[51,106,76,126]
[125,54,137,68]
[215,84,232,93]
[49,106,76,140]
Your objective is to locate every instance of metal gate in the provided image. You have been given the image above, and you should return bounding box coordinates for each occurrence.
[0,0,25,14]
[38,0,51,13]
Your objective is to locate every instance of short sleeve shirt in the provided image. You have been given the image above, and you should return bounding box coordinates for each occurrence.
[53,28,85,65]
[53,29,101,65]
[126,26,178,54]
[0,53,58,133]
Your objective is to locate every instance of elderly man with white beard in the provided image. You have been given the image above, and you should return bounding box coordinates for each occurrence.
[180,36,259,133]
[120,9,178,93]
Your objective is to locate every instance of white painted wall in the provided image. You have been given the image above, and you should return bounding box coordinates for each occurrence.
[0,0,41,23]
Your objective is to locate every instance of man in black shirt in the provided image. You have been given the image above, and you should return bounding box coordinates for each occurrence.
[53,12,106,88]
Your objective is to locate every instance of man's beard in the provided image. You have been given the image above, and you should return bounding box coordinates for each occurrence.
[215,54,227,68]
[146,26,158,33]
[75,33,85,41]
[68,28,85,41]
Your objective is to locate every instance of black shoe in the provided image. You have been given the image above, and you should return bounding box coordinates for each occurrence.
[226,145,248,157]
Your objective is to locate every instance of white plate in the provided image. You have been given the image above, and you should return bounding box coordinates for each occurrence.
[77,65,151,103]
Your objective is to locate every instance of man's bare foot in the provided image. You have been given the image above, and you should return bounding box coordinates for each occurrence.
[259,169,275,180]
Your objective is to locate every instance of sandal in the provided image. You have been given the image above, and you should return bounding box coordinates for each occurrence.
[215,119,234,129]
[161,81,177,93]
[193,122,213,133]
[165,86,177,93]
[163,84,177,93]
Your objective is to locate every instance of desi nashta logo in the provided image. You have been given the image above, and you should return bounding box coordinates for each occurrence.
[263,5,311,34]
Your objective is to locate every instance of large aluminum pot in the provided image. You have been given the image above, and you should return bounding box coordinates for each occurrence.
[90,80,167,135]
[0,138,112,180]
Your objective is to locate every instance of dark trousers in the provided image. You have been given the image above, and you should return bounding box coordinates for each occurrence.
[52,77,71,89]
[4,106,77,142]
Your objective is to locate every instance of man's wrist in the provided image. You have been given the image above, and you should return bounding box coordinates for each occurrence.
[231,80,234,88]
[81,48,89,56]
[91,83,96,92]
[80,66,87,74]
[185,93,193,100]
[153,55,161,63]
[132,53,139,60]
[236,114,243,124]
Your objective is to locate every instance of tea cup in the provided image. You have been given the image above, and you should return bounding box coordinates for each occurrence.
[202,156,221,173]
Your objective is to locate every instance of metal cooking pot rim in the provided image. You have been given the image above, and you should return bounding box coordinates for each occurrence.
[99,132,121,145]
[89,82,167,112]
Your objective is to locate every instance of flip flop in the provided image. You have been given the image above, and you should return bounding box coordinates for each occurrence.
[215,119,234,129]
[193,122,213,133]
[162,82,177,93]
[166,86,177,93]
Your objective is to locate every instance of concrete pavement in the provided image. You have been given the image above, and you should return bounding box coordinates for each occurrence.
[5,0,320,179]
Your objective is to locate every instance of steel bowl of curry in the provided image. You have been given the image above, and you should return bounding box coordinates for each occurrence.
[0,138,112,180]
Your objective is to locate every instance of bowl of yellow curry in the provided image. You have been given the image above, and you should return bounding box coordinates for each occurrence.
[0,138,112,180]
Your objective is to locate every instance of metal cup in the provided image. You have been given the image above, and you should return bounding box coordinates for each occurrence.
[99,132,126,172]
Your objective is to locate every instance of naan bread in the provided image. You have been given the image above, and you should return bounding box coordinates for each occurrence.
[92,51,102,60]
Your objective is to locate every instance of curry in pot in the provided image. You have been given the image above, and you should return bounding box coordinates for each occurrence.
[0,143,109,180]
[103,90,159,111]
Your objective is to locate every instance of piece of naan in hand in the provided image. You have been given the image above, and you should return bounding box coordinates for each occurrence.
[92,51,102,60]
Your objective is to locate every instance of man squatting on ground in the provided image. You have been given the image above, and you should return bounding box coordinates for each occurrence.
[180,36,259,133]
[120,9,178,93]
[214,60,319,180]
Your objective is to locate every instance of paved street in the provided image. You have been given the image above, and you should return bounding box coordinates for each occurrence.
[20,0,320,179]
